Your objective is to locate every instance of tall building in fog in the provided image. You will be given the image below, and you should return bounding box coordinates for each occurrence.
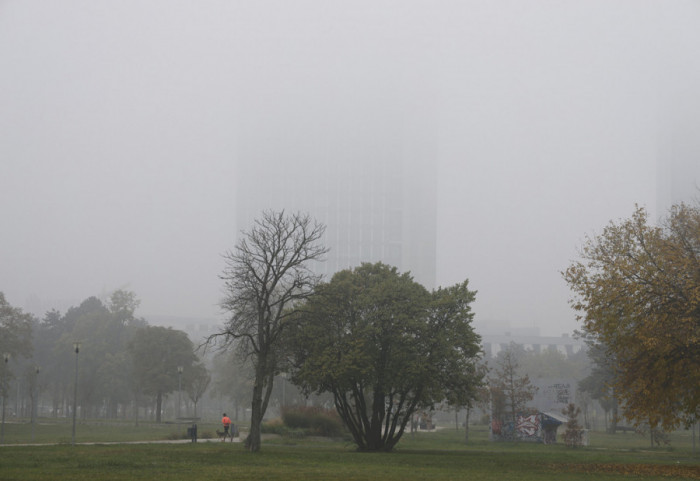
[656,29,700,214]
[657,118,700,212]
[657,90,700,212]
[232,30,438,287]
[234,115,437,288]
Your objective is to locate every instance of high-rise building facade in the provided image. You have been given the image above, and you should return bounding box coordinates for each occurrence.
[657,117,700,213]
[231,17,439,288]
[234,120,437,288]
[656,20,700,214]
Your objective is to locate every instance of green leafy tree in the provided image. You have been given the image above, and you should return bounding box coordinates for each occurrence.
[564,203,700,429]
[50,293,145,419]
[31,292,146,419]
[289,263,482,452]
[64,297,116,418]
[51,297,111,418]
[108,289,143,326]
[32,309,70,417]
[0,293,34,424]
[129,326,197,422]
[211,210,327,452]
[0,292,34,376]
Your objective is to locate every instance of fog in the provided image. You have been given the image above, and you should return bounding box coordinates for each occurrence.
[1,1,699,336]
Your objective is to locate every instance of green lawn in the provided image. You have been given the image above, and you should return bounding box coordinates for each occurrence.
[0,418,220,444]
[0,421,698,481]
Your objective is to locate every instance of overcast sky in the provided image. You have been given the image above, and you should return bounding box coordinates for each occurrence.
[2,1,699,336]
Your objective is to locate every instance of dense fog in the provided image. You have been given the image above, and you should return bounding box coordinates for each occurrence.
[1,1,699,336]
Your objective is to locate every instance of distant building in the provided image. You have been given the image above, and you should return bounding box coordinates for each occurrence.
[657,131,700,213]
[480,331,584,359]
[532,378,576,413]
[233,71,438,288]
[146,315,218,344]
[656,55,700,214]
[235,152,437,288]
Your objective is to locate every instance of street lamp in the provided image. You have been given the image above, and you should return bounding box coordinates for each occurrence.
[1,353,9,444]
[31,366,40,443]
[71,342,81,446]
[281,372,287,408]
[177,366,183,420]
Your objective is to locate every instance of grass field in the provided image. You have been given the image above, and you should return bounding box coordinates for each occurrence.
[0,420,698,480]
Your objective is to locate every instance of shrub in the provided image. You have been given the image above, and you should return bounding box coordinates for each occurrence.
[281,406,346,437]
[562,403,584,448]
[261,419,306,438]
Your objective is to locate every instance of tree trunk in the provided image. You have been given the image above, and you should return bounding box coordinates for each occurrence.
[246,356,267,452]
[367,388,386,451]
[610,398,618,434]
[133,393,139,427]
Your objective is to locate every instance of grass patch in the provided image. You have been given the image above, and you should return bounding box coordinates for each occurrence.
[0,441,698,481]
[0,424,698,480]
[0,418,225,444]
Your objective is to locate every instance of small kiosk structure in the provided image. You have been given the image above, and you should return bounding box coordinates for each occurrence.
[491,412,567,444]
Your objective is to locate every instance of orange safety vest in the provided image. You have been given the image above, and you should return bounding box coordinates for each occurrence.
[222,416,231,427]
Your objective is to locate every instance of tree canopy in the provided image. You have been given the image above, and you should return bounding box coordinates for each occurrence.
[129,325,198,423]
[289,263,482,451]
[0,292,34,396]
[564,203,700,429]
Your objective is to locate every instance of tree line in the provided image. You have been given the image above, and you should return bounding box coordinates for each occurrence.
[0,290,211,423]
[216,206,698,452]
[4,202,696,452]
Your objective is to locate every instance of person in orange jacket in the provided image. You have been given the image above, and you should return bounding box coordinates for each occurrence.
[222,413,232,440]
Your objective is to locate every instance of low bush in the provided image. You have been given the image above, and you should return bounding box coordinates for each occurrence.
[262,418,306,438]
[281,406,346,437]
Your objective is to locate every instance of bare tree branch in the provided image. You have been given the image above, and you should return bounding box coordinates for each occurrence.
[209,210,327,452]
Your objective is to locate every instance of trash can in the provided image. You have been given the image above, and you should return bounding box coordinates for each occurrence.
[186,423,197,443]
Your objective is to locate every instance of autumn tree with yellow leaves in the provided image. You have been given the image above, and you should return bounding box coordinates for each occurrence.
[564,203,700,430]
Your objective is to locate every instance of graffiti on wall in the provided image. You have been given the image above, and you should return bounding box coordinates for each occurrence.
[516,414,540,438]
[533,379,575,412]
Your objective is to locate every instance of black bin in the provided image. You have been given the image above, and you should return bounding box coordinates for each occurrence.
[186,424,197,443]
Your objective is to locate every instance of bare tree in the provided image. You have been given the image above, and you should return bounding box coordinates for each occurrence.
[211,210,327,452]
[489,344,538,440]
[185,362,211,419]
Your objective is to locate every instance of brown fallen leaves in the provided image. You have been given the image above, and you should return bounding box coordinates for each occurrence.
[553,463,700,479]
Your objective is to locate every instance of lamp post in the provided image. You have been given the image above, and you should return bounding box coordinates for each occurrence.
[1,353,9,444]
[281,372,287,408]
[177,366,183,420]
[71,342,81,446]
[31,366,40,443]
